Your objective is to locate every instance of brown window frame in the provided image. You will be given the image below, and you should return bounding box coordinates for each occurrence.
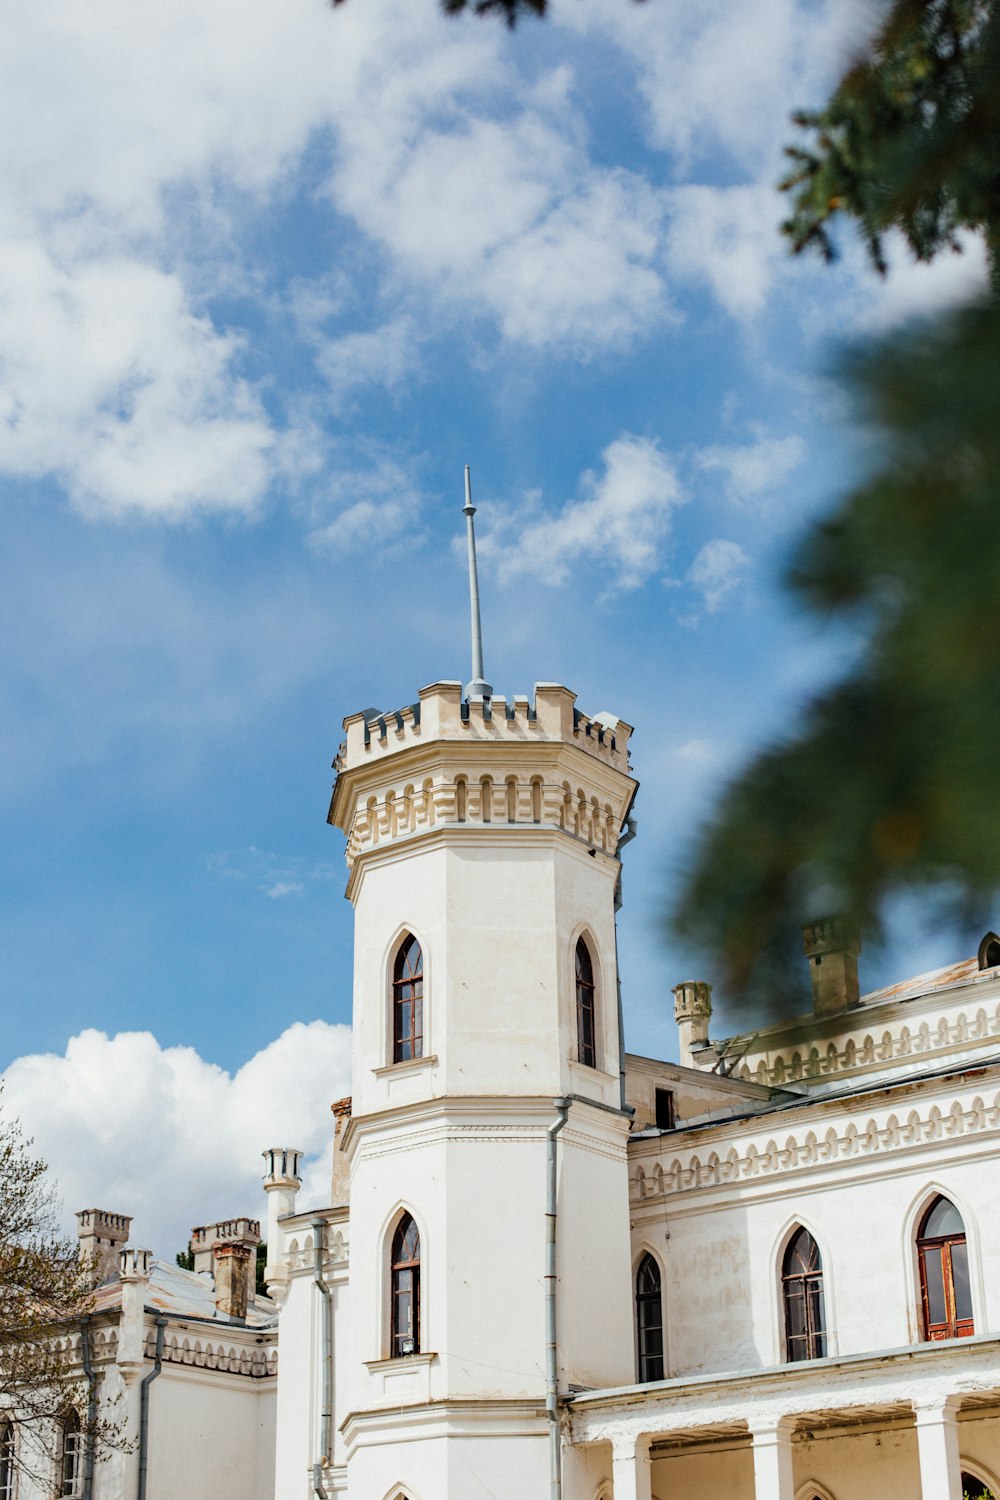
[390,1213,421,1358]
[59,1410,83,1499]
[782,1227,827,1362]
[635,1253,664,1383]
[917,1195,974,1341]
[392,935,424,1064]
[575,938,597,1069]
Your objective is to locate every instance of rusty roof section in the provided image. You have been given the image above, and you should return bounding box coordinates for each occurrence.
[91,1258,276,1327]
[859,955,982,1008]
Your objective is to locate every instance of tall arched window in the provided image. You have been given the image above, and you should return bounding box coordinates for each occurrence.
[392,935,423,1064]
[918,1195,973,1340]
[0,1421,14,1500]
[782,1227,827,1361]
[390,1214,421,1358]
[575,938,597,1069]
[60,1410,82,1498]
[635,1254,664,1382]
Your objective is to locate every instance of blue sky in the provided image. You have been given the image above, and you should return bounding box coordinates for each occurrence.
[0,0,989,1252]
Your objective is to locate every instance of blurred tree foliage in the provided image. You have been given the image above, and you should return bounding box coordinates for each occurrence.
[673,0,1000,1006]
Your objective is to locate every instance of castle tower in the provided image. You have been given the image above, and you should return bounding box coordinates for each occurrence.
[328,635,639,1491]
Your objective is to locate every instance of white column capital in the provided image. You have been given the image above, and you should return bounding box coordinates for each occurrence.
[750,1414,796,1500]
[914,1393,963,1499]
[611,1432,653,1500]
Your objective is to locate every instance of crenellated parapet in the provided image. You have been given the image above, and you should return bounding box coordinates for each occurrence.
[329,679,637,875]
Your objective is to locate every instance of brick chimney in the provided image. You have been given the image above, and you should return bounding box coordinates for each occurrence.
[331,1097,352,1205]
[802,916,861,1017]
[76,1209,132,1286]
[673,981,713,1067]
[190,1217,261,1323]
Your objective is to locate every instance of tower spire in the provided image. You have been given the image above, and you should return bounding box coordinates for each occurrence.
[463,465,492,699]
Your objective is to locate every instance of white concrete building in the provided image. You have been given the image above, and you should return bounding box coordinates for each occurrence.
[261,649,1000,1500]
[2,1213,277,1500]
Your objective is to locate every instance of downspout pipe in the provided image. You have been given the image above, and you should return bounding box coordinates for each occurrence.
[80,1316,97,1500]
[614,795,639,1113]
[546,1097,570,1500]
[312,1219,334,1500]
[137,1316,166,1500]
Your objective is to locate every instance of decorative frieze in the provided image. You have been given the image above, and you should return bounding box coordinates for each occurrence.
[631,1089,1000,1200]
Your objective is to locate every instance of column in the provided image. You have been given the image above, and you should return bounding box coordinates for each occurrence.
[914,1397,963,1500]
[612,1433,652,1500]
[750,1417,796,1500]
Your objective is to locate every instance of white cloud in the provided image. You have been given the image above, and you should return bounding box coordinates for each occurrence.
[308,452,426,554]
[697,430,806,506]
[208,849,335,899]
[315,317,421,406]
[687,538,751,612]
[267,881,305,900]
[483,434,685,589]
[1,1023,352,1254]
[665,183,786,322]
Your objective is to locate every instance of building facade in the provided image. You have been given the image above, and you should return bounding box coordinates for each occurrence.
[261,670,1000,1500]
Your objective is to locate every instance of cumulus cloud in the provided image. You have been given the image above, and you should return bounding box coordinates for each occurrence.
[1,1023,352,1254]
[687,538,751,612]
[483,435,685,589]
[314,317,421,406]
[697,430,806,506]
[308,451,426,554]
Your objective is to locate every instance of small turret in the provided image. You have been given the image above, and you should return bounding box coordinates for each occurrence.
[262,1148,303,1295]
[76,1208,132,1286]
[673,980,713,1067]
[802,916,861,1017]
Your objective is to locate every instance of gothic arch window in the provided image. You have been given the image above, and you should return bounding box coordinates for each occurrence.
[390,1213,421,1358]
[635,1253,664,1382]
[575,937,597,1069]
[978,931,1000,970]
[392,935,423,1064]
[59,1410,82,1499]
[782,1227,827,1361]
[917,1194,973,1340]
[0,1421,14,1500]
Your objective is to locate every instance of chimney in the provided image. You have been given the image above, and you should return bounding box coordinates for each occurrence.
[189,1218,261,1322]
[118,1247,153,1373]
[331,1097,352,1205]
[673,981,713,1068]
[802,916,861,1016]
[262,1148,303,1295]
[76,1209,132,1285]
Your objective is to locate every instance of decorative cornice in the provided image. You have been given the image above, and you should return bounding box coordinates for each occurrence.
[631,1085,1000,1201]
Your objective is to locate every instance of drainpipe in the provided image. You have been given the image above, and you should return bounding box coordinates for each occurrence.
[614,797,638,1113]
[546,1098,570,1500]
[312,1219,333,1500]
[137,1317,166,1500]
[80,1317,97,1500]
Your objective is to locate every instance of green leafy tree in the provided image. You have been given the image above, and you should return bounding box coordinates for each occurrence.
[673,0,1000,1006]
[0,1098,126,1484]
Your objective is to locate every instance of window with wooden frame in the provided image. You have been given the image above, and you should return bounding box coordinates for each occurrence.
[0,1422,14,1500]
[635,1253,664,1382]
[59,1410,83,1499]
[782,1227,827,1362]
[392,935,423,1064]
[917,1195,974,1340]
[575,937,597,1069]
[390,1213,421,1358]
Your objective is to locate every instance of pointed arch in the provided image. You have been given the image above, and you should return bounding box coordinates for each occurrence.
[0,1420,14,1500]
[917,1193,973,1340]
[391,932,424,1064]
[795,1485,837,1500]
[903,1181,983,1343]
[575,934,597,1069]
[389,1211,421,1358]
[781,1225,827,1362]
[635,1251,664,1382]
[59,1408,83,1498]
[978,931,1000,971]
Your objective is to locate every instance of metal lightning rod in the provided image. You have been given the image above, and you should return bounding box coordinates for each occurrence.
[463,466,492,700]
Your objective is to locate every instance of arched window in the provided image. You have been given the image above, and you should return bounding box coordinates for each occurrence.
[60,1410,82,1498]
[0,1421,14,1500]
[782,1227,827,1361]
[390,1214,420,1358]
[575,938,597,1069]
[917,1195,973,1340]
[635,1254,664,1382]
[963,1474,998,1499]
[978,931,1000,970]
[392,935,423,1064]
